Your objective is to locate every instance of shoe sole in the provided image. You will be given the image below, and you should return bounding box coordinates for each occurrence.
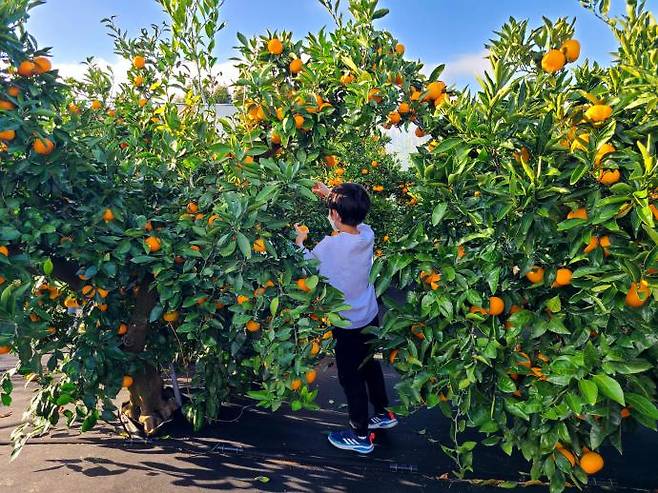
[327,435,374,454]
[368,420,398,430]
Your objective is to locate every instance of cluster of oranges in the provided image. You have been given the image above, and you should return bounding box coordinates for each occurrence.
[1,56,56,155]
[541,39,580,73]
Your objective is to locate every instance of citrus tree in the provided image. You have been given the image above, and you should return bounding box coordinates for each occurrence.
[0,0,357,454]
[371,1,658,491]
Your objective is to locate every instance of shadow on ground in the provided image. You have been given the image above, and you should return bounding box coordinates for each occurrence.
[1,355,657,492]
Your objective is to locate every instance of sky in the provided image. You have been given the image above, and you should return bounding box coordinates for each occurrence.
[25,0,658,90]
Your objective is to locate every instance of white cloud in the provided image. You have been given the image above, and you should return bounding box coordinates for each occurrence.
[55,58,131,85]
[424,50,490,86]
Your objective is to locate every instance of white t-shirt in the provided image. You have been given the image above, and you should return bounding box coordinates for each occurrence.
[303,224,379,329]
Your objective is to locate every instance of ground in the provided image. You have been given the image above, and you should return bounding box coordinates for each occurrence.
[0,354,656,492]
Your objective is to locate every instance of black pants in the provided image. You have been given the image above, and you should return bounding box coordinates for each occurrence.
[334,316,389,437]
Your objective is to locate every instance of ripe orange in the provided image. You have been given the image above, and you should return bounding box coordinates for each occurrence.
[297,224,309,233]
[17,60,36,77]
[291,378,302,391]
[394,43,405,55]
[297,278,311,293]
[310,341,320,356]
[91,100,102,110]
[335,167,345,176]
[426,81,446,100]
[598,169,620,186]
[305,369,317,384]
[367,88,382,103]
[264,280,276,288]
[294,114,304,129]
[1,245,11,256]
[594,143,615,167]
[145,236,161,253]
[98,303,108,312]
[246,320,261,332]
[599,235,611,248]
[469,306,488,315]
[133,55,146,69]
[270,131,281,145]
[555,268,573,287]
[340,73,355,85]
[253,238,267,253]
[102,208,115,222]
[33,137,55,155]
[585,104,613,123]
[163,310,179,322]
[122,375,134,388]
[0,100,15,111]
[620,407,631,418]
[561,39,581,62]
[186,202,198,213]
[567,208,588,220]
[516,351,532,368]
[207,214,219,226]
[625,280,650,308]
[0,129,15,141]
[81,285,95,298]
[7,86,20,97]
[389,349,399,364]
[139,98,148,107]
[118,323,128,335]
[583,236,599,254]
[398,102,410,114]
[64,296,79,308]
[541,49,566,73]
[289,58,303,74]
[580,451,604,475]
[361,168,369,175]
[526,266,545,284]
[133,75,144,87]
[267,38,283,55]
[275,107,284,120]
[457,244,465,258]
[33,56,52,74]
[237,295,249,304]
[388,110,401,124]
[145,220,154,231]
[488,296,505,316]
[107,109,116,117]
[324,155,338,167]
[557,447,576,467]
[0,346,11,355]
[513,147,530,163]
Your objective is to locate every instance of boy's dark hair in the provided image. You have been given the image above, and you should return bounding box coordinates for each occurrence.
[326,183,370,226]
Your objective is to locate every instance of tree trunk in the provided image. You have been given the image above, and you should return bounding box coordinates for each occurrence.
[121,279,178,436]
[44,257,178,436]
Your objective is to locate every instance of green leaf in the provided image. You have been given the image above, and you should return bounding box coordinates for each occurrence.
[43,258,53,276]
[579,379,598,405]
[291,400,302,411]
[431,203,447,226]
[236,232,251,259]
[428,64,445,82]
[625,392,658,419]
[270,297,279,317]
[593,373,625,406]
[254,476,270,484]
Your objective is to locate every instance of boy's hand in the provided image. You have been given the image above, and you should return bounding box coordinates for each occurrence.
[312,182,331,198]
[294,223,309,246]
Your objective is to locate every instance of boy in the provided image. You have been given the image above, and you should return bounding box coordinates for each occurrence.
[294,182,397,454]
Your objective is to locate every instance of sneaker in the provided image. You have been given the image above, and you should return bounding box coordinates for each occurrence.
[368,411,398,430]
[328,428,375,454]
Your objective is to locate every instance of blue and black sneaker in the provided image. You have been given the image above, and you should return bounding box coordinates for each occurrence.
[368,411,398,430]
[328,428,375,454]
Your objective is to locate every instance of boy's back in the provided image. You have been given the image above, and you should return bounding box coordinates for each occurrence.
[304,223,378,328]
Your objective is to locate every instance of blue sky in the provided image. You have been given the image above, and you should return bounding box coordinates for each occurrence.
[26,0,658,88]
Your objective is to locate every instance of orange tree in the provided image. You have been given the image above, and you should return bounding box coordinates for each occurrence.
[0,0,445,454]
[372,1,658,491]
[0,0,360,454]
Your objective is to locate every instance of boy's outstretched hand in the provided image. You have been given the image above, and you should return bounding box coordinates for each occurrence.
[294,223,309,247]
[312,182,331,198]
